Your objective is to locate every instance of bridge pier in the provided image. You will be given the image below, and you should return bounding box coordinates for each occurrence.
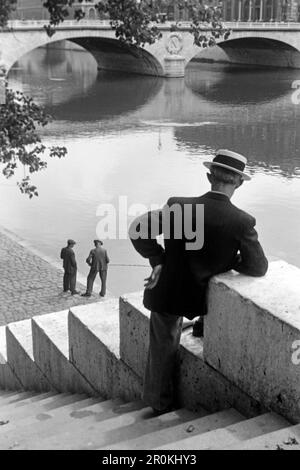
[163,55,186,78]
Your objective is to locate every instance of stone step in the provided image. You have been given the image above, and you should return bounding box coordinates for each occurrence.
[6,319,53,392]
[0,393,89,422]
[207,412,291,450]
[0,397,113,447]
[0,391,40,406]
[224,424,300,450]
[17,406,199,450]
[12,403,199,450]
[32,310,97,395]
[0,326,22,391]
[0,391,57,412]
[102,408,245,450]
[119,293,264,417]
[69,299,142,402]
[96,407,206,451]
[3,400,147,450]
[0,390,22,398]
[156,412,291,450]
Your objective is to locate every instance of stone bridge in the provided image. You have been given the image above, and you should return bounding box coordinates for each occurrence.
[2,20,300,79]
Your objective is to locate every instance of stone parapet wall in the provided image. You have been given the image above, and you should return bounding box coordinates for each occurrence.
[204,260,300,423]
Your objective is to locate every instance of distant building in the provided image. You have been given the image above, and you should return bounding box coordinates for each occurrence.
[12,0,49,20]
[222,0,300,22]
[11,0,101,21]
[11,0,300,23]
[73,1,101,19]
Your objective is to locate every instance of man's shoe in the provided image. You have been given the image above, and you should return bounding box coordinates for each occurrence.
[81,293,91,297]
[71,291,80,296]
[192,317,204,337]
[99,293,105,298]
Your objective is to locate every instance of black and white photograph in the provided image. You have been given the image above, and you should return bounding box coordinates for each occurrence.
[0,0,299,454]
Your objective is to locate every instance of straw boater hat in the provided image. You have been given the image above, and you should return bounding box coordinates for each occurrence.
[203,149,251,181]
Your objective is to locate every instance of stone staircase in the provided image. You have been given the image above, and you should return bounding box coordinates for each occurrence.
[0,262,300,450]
[0,390,298,450]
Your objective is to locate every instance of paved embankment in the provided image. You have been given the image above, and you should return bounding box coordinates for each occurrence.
[0,227,101,326]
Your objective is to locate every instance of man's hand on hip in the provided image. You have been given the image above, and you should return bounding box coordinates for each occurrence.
[144,264,163,290]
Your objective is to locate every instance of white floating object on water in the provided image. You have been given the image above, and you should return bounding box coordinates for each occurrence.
[140,120,219,127]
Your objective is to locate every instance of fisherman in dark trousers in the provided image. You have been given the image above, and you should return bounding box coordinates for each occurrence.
[60,239,80,295]
[82,240,110,298]
[129,149,268,414]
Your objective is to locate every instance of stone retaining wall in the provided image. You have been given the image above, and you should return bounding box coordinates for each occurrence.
[0,260,299,424]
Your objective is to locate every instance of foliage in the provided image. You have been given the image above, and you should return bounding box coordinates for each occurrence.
[42,0,230,48]
[0,86,67,198]
[42,0,85,37]
[96,0,162,47]
[0,0,16,28]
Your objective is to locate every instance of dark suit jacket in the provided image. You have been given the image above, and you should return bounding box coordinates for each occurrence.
[60,247,77,274]
[86,247,110,272]
[129,192,268,319]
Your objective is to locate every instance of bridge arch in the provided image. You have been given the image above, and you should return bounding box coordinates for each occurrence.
[2,28,165,77]
[185,34,300,70]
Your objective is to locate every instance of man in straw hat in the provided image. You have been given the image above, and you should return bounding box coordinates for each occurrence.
[129,149,268,415]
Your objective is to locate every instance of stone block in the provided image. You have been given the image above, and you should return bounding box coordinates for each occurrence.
[0,326,22,391]
[32,310,98,395]
[204,261,300,423]
[6,319,53,392]
[119,293,264,417]
[69,299,142,401]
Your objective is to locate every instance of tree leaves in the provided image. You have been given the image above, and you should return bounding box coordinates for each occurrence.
[0,86,67,198]
[0,0,17,28]
[42,1,230,49]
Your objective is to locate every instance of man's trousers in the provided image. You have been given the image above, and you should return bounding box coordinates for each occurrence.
[87,269,107,296]
[63,270,77,294]
[142,311,183,411]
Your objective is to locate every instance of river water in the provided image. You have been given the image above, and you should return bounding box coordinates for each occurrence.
[2,44,300,296]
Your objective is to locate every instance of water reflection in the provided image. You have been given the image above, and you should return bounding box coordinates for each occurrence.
[9,43,164,123]
[185,62,299,105]
[9,44,99,106]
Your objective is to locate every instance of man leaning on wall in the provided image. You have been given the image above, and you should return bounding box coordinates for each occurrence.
[129,149,268,415]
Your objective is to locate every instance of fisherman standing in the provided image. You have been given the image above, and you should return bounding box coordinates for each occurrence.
[60,239,80,295]
[82,240,110,298]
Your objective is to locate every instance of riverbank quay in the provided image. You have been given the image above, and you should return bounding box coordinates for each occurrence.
[0,226,102,326]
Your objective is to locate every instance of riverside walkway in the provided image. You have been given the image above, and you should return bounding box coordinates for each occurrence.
[0,227,100,326]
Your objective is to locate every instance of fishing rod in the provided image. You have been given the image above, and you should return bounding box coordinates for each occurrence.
[109,263,149,268]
